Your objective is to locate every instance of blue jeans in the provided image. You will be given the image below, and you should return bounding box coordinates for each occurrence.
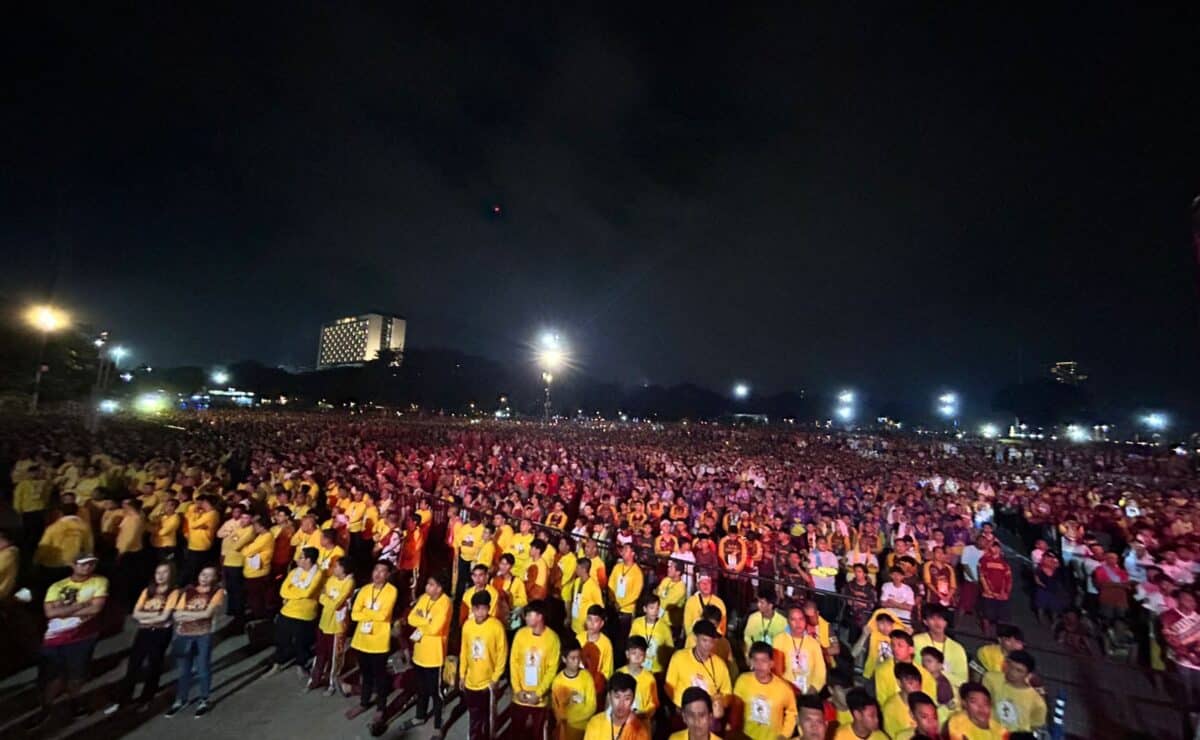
[173,634,213,703]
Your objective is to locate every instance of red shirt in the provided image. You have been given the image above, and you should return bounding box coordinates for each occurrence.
[979,554,1012,599]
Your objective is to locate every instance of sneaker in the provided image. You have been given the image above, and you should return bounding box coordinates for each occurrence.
[263,663,282,678]
[194,700,212,718]
[323,686,336,697]
[165,702,185,718]
[103,703,121,716]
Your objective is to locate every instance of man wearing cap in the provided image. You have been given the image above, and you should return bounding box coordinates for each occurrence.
[683,572,727,646]
[666,620,731,723]
[30,553,109,727]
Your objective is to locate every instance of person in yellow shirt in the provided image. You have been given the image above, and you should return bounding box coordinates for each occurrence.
[578,605,614,697]
[891,691,942,740]
[183,496,219,583]
[914,605,969,689]
[493,553,529,631]
[0,530,17,602]
[610,543,644,637]
[982,650,1046,734]
[240,515,274,621]
[657,559,687,633]
[742,589,788,659]
[218,509,254,618]
[493,512,515,554]
[404,575,452,732]
[474,523,498,571]
[556,534,579,595]
[874,631,936,703]
[944,682,1008,739]
[510,600,562,738]
[665,620,731,718]
[860,611,902,681]
[831,688,888,740]
[290,516,322,563]
[566,558,604,634]
[620,637,659,725]
[454,512,485,602]
[308,556,353,692]
[35,503,93,571]
[460,564,501,625]
[583,671,651,740]
[733,641,797,740]
[880,662,922,738]
[316,529,344,574]
[348,561,398,726]
[670,686,723,740]
[772,606,827,695]
[552,639,597,740]
[630,594,674,674]
[14,471,51,548]
[526,539,552,601]
[269,546,322,675]
[458,590,508,739]
[509,519,535,578]
[150,498,181,560]
[683,574,727,644]
[975,624,1024,678]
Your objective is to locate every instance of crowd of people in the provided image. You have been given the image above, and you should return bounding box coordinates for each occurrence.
[0,411,1197,739]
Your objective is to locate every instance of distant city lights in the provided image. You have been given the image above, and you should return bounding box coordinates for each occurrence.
[1066,424,1091,443]
[979,423,999,439]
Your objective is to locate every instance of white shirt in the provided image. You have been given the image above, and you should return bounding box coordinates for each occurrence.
[880,582,915,625]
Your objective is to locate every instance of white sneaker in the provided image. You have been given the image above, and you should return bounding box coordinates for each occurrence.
[103,703,121,716]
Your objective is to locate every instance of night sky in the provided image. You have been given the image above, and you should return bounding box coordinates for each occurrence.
[4,5,1199,418]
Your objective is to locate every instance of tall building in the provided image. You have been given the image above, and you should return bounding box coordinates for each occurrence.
[316,313,406,369]
[1050,361,1087,386]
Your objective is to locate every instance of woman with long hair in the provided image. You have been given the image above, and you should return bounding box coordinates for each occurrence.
[166,565,225,718]
[105,561,179,714]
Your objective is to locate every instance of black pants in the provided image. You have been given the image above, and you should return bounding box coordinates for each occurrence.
[414,664,443,728]
[21,511,46,557]
[615,613,634,665]
[357,651,390,711]
[454,558,472,603]
[224,566,244,617]
[117,628,172,704]
[463,686,490,738]
[273,614,316,668]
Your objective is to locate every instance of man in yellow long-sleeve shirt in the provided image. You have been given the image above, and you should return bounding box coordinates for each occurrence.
[610,543,644,653]
[510,599,561,738]
[459,590,507,739]
[349,561,398,725]
[405,575,451,732]
[566,558,604,634]
[35,503,92,572]
[240,515,275,620]
[666,621,731,718]
[269,547,322,675]
[734,641,798,740]
[584,671,651,740]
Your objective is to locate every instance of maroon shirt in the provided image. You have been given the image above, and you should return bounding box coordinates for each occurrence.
[978,553,1012,599]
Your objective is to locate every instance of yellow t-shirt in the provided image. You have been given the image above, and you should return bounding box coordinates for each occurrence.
[577,630,614,680]
[881,692,917,738]
[944,710,1009,739]
[665,648,732,708]
[551,669,597,729]
[150,513,180,548]
[668,733,721,740]
[317,574,354,634]
[630,616,674,672]
[609,563,644,614]
[683,593,727,640]
[290,528,322,560]
[461,584,501,621]
[35,516,93,568]
[241,531,275,578]
[771,631,827,694]
[874,659,936,703]
[0,546,17,601]
[116,514,145,554]
[510,626,561,705]
[831,726,889,740]
[350,581,398,654]
[407,592,451,668]
[977,644,1005,674]
[567,578,605,634]
[732,672,797,740]
[619,666,659,718]
[456,523,485,562]
[279,565,323,621]
[460,616,507,690]
[583,711,651,740]
[982,671,1047,732]
[186,509,219,551]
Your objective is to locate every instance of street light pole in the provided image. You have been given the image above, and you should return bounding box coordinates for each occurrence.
[25,305,69,413]
[30,332,50,413]
[542,371,553,423]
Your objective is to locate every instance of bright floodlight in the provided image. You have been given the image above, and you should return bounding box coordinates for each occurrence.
[98,399,120,414]
[211,370,230,385]
[1143,412,1168,431]
[938,404,957,417]
[1066,425,1090,443]
[836,406,853,420]
[134,393,166,414]
[837,390,854,404]
[938,392,958,405]
[733,383,750,399]
[980,423,999,439]
[110,346,128,362]
[540,332,559,348]
[539,348,565,371]
[25,305,69,333]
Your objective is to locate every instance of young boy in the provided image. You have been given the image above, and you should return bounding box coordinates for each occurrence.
[879,663,922,738]
[873,631,935,702]
[578,604,613,698]
[981,650,1047,735]
[583,672,651,740]
[618,636,659,726]
[919,646,956,723]
[552,638,597,740]
[832,688,888,740]
[861,612,899,680]
[733,641,797,740]
[630,594,674,675]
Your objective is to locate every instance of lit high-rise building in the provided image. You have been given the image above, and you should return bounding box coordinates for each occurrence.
[316,313,406,369]
[1050,361,1087,386]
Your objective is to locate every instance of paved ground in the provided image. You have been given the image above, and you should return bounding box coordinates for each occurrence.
[0,540,1186,740]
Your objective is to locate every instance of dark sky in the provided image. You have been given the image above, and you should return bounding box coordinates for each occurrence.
[4,5,1199,418]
